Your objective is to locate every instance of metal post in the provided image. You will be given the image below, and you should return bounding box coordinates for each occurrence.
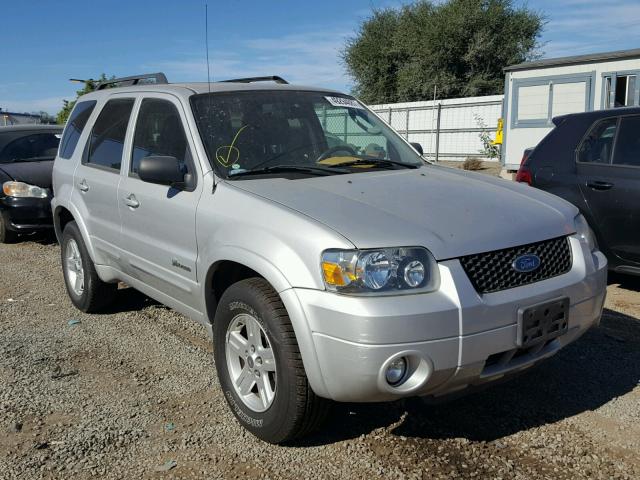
[435,103,442,163]
[429,85,437,159]
[322,104,327,130]
[343,112,348,142]
[405,110,410,140]
[388,107,392,124]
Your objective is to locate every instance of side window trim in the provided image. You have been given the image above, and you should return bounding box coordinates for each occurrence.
[82,97,136,174]
[575,116,619,165]
[127,94,198,190]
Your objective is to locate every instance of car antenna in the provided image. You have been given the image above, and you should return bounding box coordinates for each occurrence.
[205,3,212,90]
[204,3,217,194]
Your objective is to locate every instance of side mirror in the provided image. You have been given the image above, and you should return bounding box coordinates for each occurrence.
[138,155,191,189]
[410,142,424,156]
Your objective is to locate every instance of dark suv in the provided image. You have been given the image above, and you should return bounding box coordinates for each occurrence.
[516,107,640,275]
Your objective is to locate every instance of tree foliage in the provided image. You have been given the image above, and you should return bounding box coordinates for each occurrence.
[342,0,544,103]
[56,74,113,124]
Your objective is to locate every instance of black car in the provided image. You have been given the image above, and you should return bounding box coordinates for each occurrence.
[0,125,62,243]
[516,107,640,275]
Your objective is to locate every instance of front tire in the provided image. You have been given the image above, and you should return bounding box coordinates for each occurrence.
[213,278,329,444]
[61,221,116,312]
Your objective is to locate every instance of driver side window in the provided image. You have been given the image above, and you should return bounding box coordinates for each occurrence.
[86,98,135,171]
[131,98,192,176]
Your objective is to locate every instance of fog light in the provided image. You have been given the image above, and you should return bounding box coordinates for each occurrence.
[385,357,407,386]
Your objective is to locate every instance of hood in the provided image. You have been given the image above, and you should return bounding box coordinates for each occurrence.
[227,165,578,260]
[0,160,54,189]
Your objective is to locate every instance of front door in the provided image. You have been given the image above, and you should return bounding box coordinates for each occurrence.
[577,114,640,265]
[118,94,203,309]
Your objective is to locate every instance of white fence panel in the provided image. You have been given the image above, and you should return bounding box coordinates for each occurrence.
[369,94,504,162]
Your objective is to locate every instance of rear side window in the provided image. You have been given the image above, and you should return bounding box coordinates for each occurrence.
[131,99,191,175]
[86,98,135,171]
[0,133,60,163]
[59,100,96,159]
[612,115,640,167]
[577,118,617,164]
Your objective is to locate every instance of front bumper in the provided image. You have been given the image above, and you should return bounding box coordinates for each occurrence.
[288,236,607,402]
[0,195,53,232]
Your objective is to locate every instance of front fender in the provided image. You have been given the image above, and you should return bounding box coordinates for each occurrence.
[203,245,293,295]
[200,248,331,399]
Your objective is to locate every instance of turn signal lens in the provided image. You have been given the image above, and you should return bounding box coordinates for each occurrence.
[321,261,347,286]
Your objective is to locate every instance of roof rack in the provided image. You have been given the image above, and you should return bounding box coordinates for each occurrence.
[96,72,168,90]
[220,76,289,85]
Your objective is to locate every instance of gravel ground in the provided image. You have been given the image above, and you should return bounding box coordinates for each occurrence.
[1,238,639,479]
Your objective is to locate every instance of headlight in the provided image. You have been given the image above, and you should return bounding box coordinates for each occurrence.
[321,247,439,295]
[2,181,48,199]
[574,214,596,251]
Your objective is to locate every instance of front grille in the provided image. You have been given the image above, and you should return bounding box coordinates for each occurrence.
[459,236,572,294]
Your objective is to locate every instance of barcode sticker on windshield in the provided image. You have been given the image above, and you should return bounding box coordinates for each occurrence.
[324,96,365,110]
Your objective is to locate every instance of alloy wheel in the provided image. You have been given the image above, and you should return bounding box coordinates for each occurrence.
[225,313,277,412]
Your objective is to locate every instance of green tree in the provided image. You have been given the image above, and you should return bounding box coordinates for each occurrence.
[342,0,544,103]
[56,74,113,124]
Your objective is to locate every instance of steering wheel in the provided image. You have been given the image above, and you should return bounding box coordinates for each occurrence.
[317,145,357,162]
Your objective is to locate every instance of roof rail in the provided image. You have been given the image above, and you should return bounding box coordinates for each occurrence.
[220,76,289,85]
[96,72,168,90]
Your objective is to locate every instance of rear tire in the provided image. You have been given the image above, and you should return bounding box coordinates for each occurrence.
[213,277,329,444]
[0,214,18,244]
[61,221,116,312]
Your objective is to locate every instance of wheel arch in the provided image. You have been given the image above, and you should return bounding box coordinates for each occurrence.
[203,248,292,324]
[53,204,99,263]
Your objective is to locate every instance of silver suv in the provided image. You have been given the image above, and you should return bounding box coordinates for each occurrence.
[52,73,607,444]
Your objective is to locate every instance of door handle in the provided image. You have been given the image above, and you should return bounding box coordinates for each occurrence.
[586,181,614,191]
[124,194,140,208]
[78,179,89,192]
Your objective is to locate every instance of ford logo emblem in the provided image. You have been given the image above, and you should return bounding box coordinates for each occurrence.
[512,254,541,273]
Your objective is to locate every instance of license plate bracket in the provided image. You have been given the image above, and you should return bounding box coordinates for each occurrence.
[517,297,569,348]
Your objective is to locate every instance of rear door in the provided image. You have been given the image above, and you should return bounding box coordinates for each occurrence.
[72,96,135,266]
[577,114,640,265]
[118,94,202,308]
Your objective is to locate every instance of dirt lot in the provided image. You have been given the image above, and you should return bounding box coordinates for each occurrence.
[438,160,502,177]
[1,238,639,480]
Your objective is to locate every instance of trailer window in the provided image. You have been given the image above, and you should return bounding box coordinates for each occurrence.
[511,74,593,128]
[604,75,638,108]
[516,84,549,122]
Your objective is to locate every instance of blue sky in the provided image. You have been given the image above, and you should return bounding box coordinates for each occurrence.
[2,0,640,115]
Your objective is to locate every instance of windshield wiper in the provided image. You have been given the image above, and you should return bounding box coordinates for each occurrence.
[227,164,350,178]
[325,157,420,169]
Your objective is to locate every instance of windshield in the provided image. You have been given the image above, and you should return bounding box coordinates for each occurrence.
[0,132,61,164]
[190,90,424,178]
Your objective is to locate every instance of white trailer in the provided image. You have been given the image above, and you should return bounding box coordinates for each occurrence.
[502,48,640,172]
